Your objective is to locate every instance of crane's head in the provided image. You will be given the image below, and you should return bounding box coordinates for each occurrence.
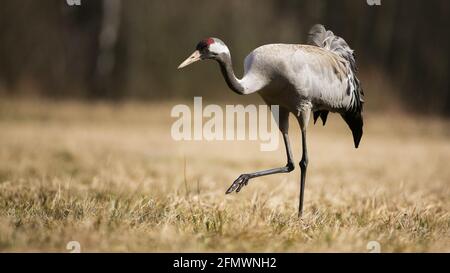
[178,38,229,69]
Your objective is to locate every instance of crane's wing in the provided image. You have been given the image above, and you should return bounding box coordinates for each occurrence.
[308,24,364,148]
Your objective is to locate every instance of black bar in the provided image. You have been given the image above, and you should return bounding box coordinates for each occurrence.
[0,253,446,272]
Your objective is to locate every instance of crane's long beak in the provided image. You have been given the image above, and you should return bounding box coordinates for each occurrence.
[178,50,201,69]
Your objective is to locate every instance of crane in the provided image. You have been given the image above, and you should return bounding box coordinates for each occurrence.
[178,25,364,217]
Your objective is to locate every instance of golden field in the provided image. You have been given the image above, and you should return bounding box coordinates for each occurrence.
[0,99,449,252]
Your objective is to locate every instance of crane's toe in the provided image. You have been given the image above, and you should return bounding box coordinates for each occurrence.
[225,174,250,194]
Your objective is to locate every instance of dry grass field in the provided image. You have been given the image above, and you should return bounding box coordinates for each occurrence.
[0,99,449,252]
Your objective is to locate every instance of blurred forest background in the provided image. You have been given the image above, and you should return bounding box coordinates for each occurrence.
[0,0,448,115]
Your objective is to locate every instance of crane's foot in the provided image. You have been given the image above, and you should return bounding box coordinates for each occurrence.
[225,174,251,194]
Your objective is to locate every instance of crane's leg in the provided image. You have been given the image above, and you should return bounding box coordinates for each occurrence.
[226,107,295,194]
[297,108,311,217]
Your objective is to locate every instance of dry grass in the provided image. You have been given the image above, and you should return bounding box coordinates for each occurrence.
[0,98,449,252]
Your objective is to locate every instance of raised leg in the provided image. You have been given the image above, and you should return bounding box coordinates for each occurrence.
[226,107,295,194]
[297,108,311,217]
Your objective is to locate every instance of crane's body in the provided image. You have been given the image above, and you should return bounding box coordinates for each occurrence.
[240,44,356,114]
[178,25,364,217]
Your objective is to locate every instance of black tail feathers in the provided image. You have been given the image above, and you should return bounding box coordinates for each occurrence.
[313,110,329,126]
[341,111,363,148]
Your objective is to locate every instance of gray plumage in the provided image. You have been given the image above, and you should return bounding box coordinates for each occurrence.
[178,24,364,216]
[307,24,364,144]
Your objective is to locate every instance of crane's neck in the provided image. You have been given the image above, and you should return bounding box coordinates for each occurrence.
[217,53,246,95]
